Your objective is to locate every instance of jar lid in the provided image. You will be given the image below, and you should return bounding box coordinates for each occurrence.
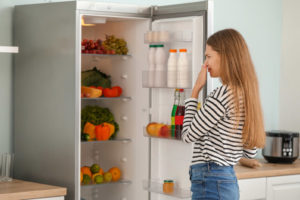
[169,49,177,53]
[156,44,164,47]
[164,179,174,183]
[149,45,156,48]
[179,49,187,52]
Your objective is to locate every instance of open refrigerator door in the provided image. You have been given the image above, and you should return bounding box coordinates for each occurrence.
[142,4,207,200]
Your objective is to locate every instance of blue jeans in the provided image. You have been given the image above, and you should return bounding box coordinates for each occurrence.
[189,162,239,200]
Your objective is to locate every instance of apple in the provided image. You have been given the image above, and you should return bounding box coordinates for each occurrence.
[158,125,171,138]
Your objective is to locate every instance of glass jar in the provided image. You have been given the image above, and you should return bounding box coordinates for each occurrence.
[163,180,174,194]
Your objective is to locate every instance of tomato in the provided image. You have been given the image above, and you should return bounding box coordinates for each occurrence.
[112,86,122,97]
[103,88,119,97]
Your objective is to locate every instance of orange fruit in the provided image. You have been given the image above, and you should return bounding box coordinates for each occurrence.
[99,168,104,175]
[108,167,121,182]
[81,166,92,177]
[80,171,83,183]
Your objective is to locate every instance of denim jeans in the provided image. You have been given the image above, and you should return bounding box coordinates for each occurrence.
[189,162,239,200]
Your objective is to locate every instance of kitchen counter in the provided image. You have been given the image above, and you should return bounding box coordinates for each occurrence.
[0,179,67,199]
[235,159,300,179]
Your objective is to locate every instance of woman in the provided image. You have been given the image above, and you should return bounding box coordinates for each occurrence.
[181,29,265,200]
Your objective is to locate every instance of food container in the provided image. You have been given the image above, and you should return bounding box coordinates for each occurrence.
[163,180,174,194]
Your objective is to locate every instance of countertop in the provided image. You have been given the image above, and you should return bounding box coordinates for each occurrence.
[235,159,300,179]
[0,179,67,199]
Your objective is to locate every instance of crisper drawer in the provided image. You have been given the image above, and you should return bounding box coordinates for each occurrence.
[238,177,266,200]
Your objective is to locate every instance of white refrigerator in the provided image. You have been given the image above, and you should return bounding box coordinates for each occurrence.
[13,1,213,200]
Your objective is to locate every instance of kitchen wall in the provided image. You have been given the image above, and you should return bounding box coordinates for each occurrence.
[213,0,282,132]
[279,0,300,133]
[0,0,283,153]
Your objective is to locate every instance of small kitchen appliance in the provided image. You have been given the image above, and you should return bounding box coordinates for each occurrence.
[263,130,299,163]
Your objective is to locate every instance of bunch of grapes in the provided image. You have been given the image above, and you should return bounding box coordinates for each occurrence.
[102,35,128,55]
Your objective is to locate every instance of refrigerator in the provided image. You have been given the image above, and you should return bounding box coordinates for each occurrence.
[13,1,213,200]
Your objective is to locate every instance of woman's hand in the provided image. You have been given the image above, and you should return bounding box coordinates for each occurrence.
[191,64,207,98]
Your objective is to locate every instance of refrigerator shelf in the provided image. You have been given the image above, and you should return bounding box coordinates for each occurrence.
[81,53,131,59]
[144,126,182,141]
[143,180,191,199]
[81,179,132,188]
[81,138,131,144]
[81,96,132,101]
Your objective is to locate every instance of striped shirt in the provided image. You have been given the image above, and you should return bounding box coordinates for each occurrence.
[181,85,257,166]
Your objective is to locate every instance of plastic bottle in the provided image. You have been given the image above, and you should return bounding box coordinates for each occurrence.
[175,89,185,139]
[171,89,180,138]
[148,45,156,87]
[155,44,167,87]
[167,49,177,88]
[177,49,190,88]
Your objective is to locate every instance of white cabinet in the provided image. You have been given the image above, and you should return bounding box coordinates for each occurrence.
[266,175,300,200]
[31,197,64,200]
[239,174,300,200]
[238,178,266,200]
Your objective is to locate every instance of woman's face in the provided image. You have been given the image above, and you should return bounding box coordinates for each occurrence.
[204,45,221,77]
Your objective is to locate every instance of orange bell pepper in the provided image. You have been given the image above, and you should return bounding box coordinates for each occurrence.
[83,122,96,140]
[95,123,111,140]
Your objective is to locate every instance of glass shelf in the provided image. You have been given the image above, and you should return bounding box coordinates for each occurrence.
[81,96,131,101]
[81,53,131,60]
[81,138,131,144]
[144,31,193,44]
[143,180,191,199]
[81,179,132,188]
[144,126,182,141]
[142,70,192,89]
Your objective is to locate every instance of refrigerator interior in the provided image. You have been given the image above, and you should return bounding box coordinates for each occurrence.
[149,16,204,200]
[80,15,150,200]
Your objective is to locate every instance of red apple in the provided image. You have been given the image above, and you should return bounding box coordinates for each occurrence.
[158,125,171,138]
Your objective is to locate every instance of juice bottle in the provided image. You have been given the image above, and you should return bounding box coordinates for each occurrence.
[175,89,185,139]
[171,89,180,138]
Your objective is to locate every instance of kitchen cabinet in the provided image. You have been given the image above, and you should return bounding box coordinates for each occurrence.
[238,178,266,200]
[238,174,300,200]
[266,174,300,200]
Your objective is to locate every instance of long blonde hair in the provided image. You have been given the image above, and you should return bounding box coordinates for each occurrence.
[207,29,265,148]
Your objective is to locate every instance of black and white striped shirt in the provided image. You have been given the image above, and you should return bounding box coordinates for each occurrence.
[182,85,257,166]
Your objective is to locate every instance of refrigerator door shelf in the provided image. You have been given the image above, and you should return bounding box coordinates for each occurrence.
[143,180,191,198]
[144,126,184,141]
[142,70,192,89]
[81,138,131,144]
[81,179,132,188]
[144,31,193,44]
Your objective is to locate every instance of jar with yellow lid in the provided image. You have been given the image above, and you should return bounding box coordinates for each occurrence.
[163,180,174,194]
